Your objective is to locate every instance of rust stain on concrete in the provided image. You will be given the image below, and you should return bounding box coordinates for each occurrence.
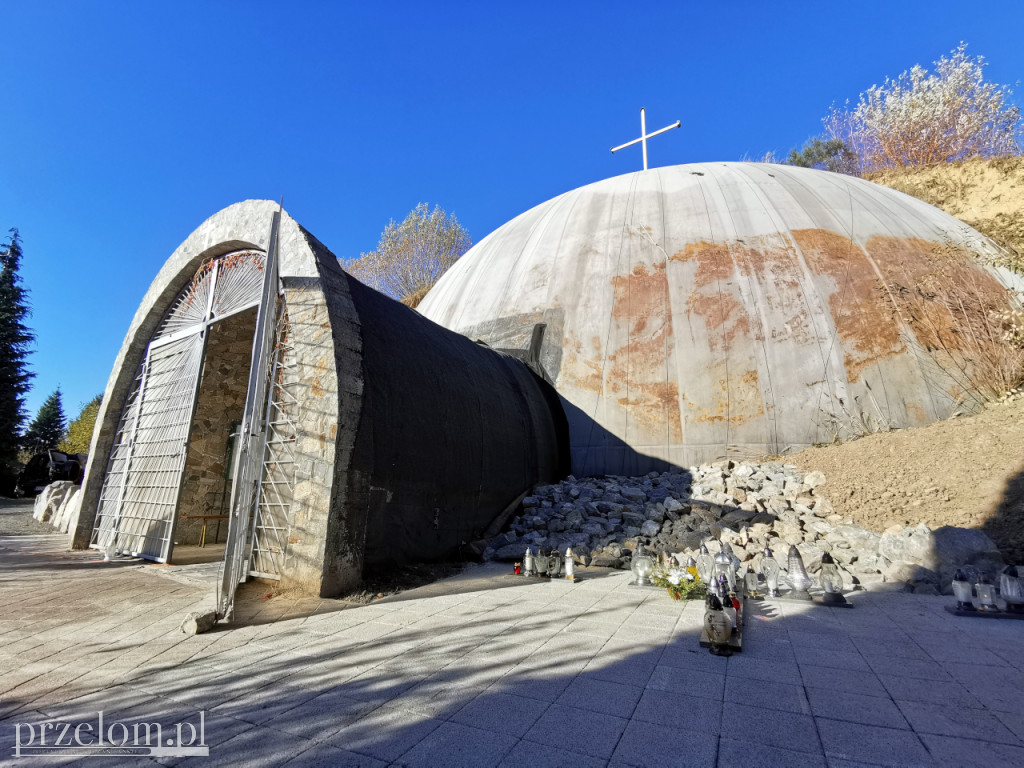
[684,368,764,425]
[604,261,682,440]
[618,381,683,441]
[793,228,903,382]
[686,291,751,352]
[671,241,733,287]
[311,378,325,398]
[905,402,928,423]
[731,238,816,345]
[561,332,604,394]
[865,235,1013,356]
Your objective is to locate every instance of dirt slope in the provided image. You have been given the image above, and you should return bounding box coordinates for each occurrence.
[788,396,1024,563]
[867,156,1024,273]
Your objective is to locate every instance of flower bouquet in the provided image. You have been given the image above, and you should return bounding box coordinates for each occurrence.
[651,566,707,601]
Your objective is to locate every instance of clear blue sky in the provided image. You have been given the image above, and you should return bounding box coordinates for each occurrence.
[3,1,1023,424]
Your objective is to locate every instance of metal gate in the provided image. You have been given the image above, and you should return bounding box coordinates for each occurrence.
[91,247,270,563]
[217,211,285,620]
[247,307,297,579]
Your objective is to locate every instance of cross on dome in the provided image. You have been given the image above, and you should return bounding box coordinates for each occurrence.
[610,108,681,170]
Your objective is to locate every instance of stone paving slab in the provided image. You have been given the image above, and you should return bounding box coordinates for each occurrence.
[1,534,1023,766]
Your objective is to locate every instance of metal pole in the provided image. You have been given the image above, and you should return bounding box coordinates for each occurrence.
[641,108,648,171]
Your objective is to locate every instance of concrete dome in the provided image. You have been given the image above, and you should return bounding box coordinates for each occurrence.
[419,162,1020,474]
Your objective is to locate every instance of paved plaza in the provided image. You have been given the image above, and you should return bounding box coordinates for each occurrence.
[1,531,1023,767]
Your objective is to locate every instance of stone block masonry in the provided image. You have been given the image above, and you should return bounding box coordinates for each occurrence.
[175,308,258,545]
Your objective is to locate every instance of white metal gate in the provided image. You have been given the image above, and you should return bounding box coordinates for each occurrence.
[217,211,285,620]
[247,307,297,579]
[91,249,268,563]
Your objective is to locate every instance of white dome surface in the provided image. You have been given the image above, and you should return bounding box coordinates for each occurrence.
[419,162,1017,474]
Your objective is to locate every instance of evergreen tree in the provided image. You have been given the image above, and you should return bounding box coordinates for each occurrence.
[60,394,102,454]
[22,388,67,454]
[0,229,34,496]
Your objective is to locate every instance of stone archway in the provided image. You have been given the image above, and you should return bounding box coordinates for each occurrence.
[89,250,268,564]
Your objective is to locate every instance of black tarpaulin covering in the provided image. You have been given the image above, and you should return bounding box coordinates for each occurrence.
[342,274,569,568]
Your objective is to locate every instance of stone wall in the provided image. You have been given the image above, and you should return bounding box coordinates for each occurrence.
[175,309,257,545]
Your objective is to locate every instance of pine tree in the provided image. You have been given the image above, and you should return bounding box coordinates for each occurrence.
[0,229,35,496]
[22,388,67,454]
[60,394,102,454]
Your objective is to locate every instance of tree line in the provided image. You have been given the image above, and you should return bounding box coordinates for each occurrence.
[0,230,99,496]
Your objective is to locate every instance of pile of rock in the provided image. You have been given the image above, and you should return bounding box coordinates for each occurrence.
[484,460,1004,594]
[32,481,82,534]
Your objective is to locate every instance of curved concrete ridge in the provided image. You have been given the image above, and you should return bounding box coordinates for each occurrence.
[70,200,349,590]
[419,163,1021,475]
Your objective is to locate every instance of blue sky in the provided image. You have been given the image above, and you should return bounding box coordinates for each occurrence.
[2,0,1023,424]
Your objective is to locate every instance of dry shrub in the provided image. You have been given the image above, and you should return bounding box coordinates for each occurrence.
[400,285,431,309]
[826,43,1021,173]
[883,252,1024,407]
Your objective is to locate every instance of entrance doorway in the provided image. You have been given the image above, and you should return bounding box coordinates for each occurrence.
[89,248,292,586]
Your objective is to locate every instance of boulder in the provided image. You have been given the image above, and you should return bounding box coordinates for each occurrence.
[32,489,50,521]
[930,526,1004,584]
[494,538,528,561]
[721,509,756,526]
[620,486,647,503]
[674,531,706,553]
[644,504,665,524]
[878,524,934,566]
[883,562,940,587]
[803,471,826,489]
[54,486,81,533]
[640,520,661,538]
[663,496,684,513]
[41,482,75,525]
[875,523,1003,588]
[827,525,881,555]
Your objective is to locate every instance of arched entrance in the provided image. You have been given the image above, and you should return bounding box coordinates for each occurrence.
[90,213,293,618]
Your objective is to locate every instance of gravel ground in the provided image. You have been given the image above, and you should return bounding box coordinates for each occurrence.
[0,497,55,537]
[788,396,1024,563]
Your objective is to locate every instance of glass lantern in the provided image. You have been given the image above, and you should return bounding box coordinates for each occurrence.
[534,548,550,577]
[976,573,999,612]
[523,547,536,577]
[632,544,654,586]
[722,594,738,628]
[703,594,733,656]
[760,547,781,597]
[951,568,975,611]
[786,545,813,599]
[685,556,698,581]
[999,566,1023,613]
[744,570,760,597]
[695,543,714,584]
[713,551,735,594]
[547,548,562,578]
[564,547,576,581]
[819,552,847,604]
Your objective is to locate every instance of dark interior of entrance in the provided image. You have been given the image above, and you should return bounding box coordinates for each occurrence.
[172,307,258,561]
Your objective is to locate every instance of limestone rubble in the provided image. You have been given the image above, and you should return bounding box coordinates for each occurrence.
[485,460,1005,594]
